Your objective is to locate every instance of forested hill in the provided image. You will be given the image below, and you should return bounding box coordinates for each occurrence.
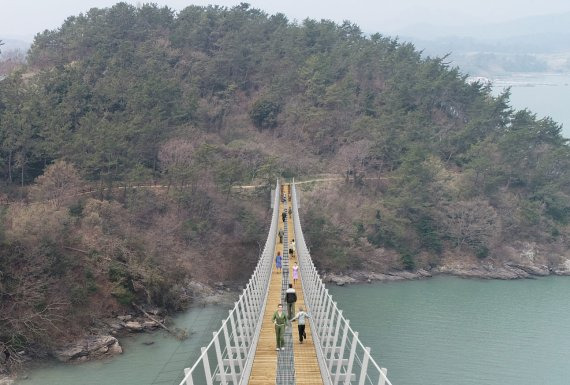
[2,2,570,359]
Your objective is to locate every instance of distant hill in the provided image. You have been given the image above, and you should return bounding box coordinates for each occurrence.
[399,11,570,44]
[0,37,31,56]
[393,12,570,75]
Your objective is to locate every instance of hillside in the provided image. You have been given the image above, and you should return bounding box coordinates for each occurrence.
[1,2,570,366]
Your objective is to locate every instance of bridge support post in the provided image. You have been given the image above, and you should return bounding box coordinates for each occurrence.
[242,291,254,344]
[358,347,371,385]
[343,331,358,385]
[310,271,321,314]
[213,332,227,385]
[333,319,350,384]
[183,368,193,385]
[246,278,256,312]
[313,281,323,335]
[229,309,244,373]
[253,273,262,307]
[327,308,342,372]
[222,322,238,384]
[235,301,247,347]
[202,346,214,385]
[319,290,332,340]
[379,367,388,385]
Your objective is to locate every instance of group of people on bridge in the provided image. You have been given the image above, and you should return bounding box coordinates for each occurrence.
[272,189,310,351]
[272,283,311,351]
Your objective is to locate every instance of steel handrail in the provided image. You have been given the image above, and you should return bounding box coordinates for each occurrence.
[291,181,393,385]
[179,181,280,385]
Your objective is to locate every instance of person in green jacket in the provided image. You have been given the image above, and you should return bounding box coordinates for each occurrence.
[272,304,287,350]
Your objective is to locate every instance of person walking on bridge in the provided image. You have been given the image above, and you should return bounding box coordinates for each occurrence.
[285,283,297,320]
[272,304,287,351]
[291,307,311,344]
[275,251,282,274]
[289,239,296,259]
[292,262,299,286]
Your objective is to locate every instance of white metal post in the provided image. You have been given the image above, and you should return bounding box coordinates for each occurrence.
[248,278,259,313]
[358,347,371,385]
[343,331,358,385]
[323,300,336,347]
[378,368,388,385]
[242,292,254,344]
[229,309,244,373]
[309,272,320,310]
[253,275,261,310]
[222,322,238,384]
[320,292,332,340]
[334,319,350,385]
[183,368,194,385]
[236,300,248,347]
[213,332,227,385]
[202,346,214,385]
[327,309,342,372]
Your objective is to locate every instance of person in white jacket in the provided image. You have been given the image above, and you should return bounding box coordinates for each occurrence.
[289,239,296,259]
[291,307,311,343]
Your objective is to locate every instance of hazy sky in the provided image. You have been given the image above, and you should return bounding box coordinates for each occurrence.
[2,0,570,41]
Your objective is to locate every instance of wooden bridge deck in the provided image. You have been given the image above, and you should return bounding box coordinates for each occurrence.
[248,185,323,385]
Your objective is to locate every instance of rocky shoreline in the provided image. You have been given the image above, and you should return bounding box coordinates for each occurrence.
[3,254,569,383]
[323,258,570,286]
[0,281,239,384]
[51,282,239,364]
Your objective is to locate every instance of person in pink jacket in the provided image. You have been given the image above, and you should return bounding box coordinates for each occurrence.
[292,262,299,286]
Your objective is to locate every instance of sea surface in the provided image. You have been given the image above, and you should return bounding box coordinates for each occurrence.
[330,276,570,385]
[19,276,570,385]
[492,73,570,138]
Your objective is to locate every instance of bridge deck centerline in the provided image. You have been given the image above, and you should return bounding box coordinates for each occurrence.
[249,184,324,384]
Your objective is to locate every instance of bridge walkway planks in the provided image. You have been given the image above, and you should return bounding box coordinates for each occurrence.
[249,184,323,385]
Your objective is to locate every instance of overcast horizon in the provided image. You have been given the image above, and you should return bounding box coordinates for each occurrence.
[2,0,570,42]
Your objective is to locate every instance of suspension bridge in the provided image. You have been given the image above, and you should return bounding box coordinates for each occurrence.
[178,181,393,385]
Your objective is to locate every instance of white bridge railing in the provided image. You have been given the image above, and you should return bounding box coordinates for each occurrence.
[291,181,393,385]
[179,181,281,385]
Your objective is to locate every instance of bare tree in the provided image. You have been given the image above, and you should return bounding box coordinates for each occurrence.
[5,202,70,245]
[438,199,499,249]
[0,48,26,77]
[30,160,82,207]
[336,140,371,183]
[158,138,197,191]
[0,247,68,366]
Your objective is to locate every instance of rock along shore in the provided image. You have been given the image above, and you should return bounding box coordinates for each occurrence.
[3,280,239,384]
[323,258,570,286]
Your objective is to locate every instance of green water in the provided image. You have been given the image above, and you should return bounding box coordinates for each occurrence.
[17,304,228,385]
[19,277,570,385]
[329,276,570,385]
